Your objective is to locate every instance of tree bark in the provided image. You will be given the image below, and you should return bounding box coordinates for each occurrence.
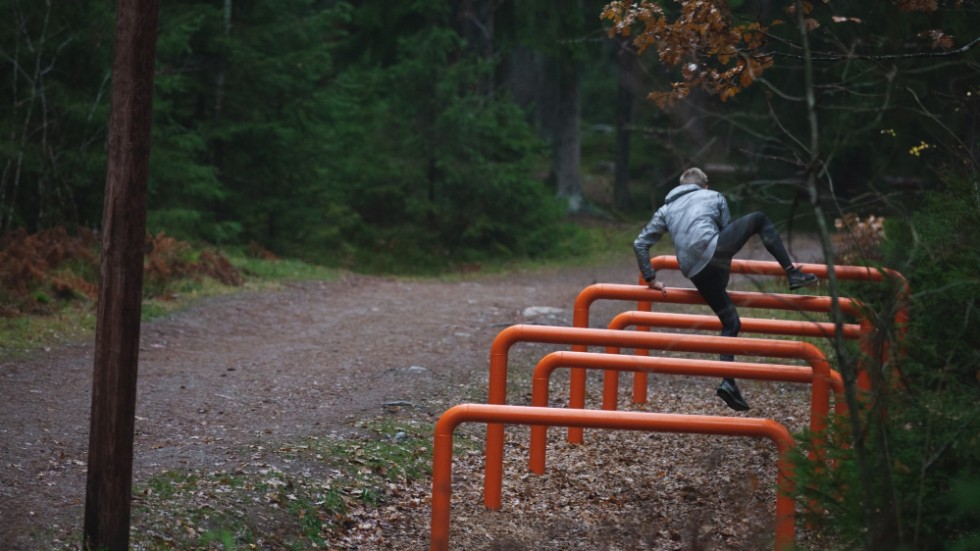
[214,0,232,122]
[794,1,896,547]
[83,0,160,549]
[454,0,496,95]
[553,60,583,213]
[551,0,585,213]
[613,39,634,210]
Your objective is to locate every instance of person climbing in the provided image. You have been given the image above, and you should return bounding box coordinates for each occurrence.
[633,167,819,411]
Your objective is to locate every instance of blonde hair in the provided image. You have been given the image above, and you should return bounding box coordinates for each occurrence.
[679,167,708,187]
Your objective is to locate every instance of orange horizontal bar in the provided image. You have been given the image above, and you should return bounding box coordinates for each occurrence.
[652,255,908,287]
[610,310,863,340]
[574,284,862,317]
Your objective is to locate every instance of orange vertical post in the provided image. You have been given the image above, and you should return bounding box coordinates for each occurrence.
[632,298,653,403]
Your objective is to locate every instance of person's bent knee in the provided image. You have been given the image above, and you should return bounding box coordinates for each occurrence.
[727,316,742,337]
[720,308,741,337]
[748,211,771,227]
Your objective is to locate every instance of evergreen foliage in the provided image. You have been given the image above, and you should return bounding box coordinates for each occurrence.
[792,174,980,550]
[0,0,581,270]
[880,177,980,549]
[0,0,115,230]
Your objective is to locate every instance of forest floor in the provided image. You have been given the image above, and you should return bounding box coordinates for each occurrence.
[0,234,831,550]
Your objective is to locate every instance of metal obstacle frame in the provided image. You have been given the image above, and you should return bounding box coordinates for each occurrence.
[630,256,909,400]
[566,284,868,444]
[430,404,797,551]
[430,258,908,550]
[526,349,844,475]
[483,325,833,510]
[598,310,863,411]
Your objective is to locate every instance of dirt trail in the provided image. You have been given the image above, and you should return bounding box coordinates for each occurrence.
[0,238,824,550]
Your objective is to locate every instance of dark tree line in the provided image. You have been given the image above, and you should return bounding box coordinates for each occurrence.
[1,0,977,269]
[0,0,621,269]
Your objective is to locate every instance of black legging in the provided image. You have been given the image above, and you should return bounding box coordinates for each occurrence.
[690,212,792,372]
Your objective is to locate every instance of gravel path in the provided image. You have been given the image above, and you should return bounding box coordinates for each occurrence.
[1,236,827,550]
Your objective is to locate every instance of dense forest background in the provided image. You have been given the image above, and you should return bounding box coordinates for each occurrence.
[2,0,973,270]
[1,1,979,549]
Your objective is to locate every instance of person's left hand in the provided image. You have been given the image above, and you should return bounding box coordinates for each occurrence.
[646,278,667,297]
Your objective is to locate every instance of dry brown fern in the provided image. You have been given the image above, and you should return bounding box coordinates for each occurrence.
[833,213,886,265]
[1,227,242,313]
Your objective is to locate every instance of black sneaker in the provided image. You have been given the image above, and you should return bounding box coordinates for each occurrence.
[787,266,819,290]
[717,380,750,411]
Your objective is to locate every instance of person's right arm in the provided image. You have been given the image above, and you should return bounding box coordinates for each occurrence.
[716,191,731,228]
[633,208,667,285]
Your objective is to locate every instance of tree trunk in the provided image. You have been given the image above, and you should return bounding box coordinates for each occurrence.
[553,61,583,213]
[454,0,495,95]
[793,1,900,548]
[501,45,546,125]
[550,0,585,213]
[497,0,583,212]
[83,0,160,549]
[214,0,232,122]
[613,39,634,210]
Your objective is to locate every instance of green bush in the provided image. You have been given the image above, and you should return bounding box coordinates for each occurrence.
[310,16,573,272]
[794,176,980,550]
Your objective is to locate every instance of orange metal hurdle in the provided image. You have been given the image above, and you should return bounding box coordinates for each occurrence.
[566,285,861,443]
[647,256,909,297]
[600,311,863,411]
[635,256,910,397]
[527,350,845,474]
[431,404,797,551]
[484,325,832,510]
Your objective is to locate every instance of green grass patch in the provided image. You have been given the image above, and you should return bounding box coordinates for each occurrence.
[423,219,646,282]
[312,417,435,492]
[128,414,437,550]
[0,251,343,356]
[228,252,341,284]
[0,301,97,355]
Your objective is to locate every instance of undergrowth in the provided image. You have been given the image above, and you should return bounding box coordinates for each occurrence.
[1,227,260,353]
[0,227,245,311]
[0,226,100,316]
[0,220,635,354]
[128,413,436,550]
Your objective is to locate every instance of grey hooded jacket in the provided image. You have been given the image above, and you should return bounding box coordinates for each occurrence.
[634,183,731,281]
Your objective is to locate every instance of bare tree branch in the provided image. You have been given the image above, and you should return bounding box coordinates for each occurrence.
[770,35,980,62]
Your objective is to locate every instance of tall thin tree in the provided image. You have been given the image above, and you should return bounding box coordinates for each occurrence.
[613,37,634,209]
[83,0,160,549]
[552,0,585,213]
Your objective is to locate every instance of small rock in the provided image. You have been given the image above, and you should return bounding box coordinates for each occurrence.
[522,306,564,318]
